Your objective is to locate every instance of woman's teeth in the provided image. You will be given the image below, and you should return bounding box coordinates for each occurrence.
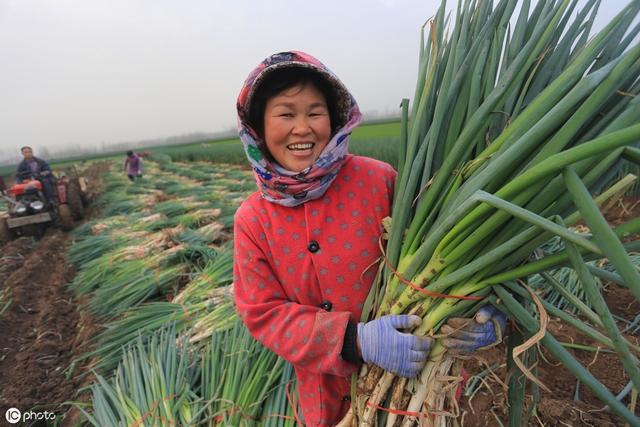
[287,143,314,151]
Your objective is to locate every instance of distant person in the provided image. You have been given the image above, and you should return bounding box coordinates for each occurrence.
[16,146,57,205]
[124,150,143,181]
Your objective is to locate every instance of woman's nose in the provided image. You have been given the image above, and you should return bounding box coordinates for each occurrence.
[291,117,312,135]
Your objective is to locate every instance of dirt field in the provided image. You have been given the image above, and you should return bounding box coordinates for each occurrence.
[0,231,88,423]
[458,196,640,426]
[459,298,638,426]
[0,164,107,426]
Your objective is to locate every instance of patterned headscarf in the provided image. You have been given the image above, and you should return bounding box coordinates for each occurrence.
[237,51,362,207]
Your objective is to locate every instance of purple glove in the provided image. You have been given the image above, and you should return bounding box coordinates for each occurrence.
[441,306,507,353]
[357,315,433,378]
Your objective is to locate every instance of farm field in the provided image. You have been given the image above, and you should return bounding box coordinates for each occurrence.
[0,153,638,426]
[2,0,640,424]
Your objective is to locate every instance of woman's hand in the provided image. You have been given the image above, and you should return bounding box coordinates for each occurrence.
[357,315,433,378]
[441,306,507,354]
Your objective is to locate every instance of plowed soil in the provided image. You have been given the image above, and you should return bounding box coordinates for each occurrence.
[458,196,640,427]
[0,231,86,421]
[0,163,107,426]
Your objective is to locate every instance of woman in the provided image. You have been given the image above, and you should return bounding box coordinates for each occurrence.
[124,150,143,181]
[233,51,505,426]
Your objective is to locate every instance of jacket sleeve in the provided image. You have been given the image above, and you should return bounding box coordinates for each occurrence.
[233,213,358,377]
[123,158,129,171]
[39,158,52,173]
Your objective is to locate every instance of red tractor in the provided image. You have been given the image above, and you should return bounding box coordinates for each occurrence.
[0,169,87,243]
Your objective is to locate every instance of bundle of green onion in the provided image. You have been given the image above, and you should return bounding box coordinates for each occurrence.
[80,326,201,426]
[80,321,298,426]
[343,1,640,425]
[199,320,289,426]
[71,245,235,374]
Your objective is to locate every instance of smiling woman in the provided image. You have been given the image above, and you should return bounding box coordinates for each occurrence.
[231,51,501,426]
[234,51,402,426]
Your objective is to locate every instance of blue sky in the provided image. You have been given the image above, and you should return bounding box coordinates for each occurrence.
[0,0,633,162]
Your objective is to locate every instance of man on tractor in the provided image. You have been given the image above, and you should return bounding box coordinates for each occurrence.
[15,146,57,205]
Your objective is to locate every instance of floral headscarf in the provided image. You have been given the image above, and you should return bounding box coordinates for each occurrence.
[237,51,362,207]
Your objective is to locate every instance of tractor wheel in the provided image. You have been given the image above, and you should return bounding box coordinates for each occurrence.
[67,179,85,220]
[58,204,75,231]
[0,217,12,245]
[17,223,46,239]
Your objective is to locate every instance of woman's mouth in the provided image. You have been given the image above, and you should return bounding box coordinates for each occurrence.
[287,142,315,152]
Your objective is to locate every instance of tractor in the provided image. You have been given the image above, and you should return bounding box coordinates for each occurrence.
[0,168,88,244]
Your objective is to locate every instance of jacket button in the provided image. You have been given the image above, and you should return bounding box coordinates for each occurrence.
[308,240,320,253]
[342,395,351,402]
[320,301,332,311]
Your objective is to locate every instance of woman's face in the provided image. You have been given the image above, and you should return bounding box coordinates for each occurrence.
[263,83,331,172]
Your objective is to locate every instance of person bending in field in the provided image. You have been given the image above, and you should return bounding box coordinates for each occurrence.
[15,146,57,205]
[124,150,143,181]
[232,51,507,426]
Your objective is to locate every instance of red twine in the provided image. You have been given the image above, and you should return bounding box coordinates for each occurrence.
[455,367,470,401]
[285,381,303,426]
[131,394,177,427]
[383,256,482,301]
[365,401,432,419]
[365,367,470,419]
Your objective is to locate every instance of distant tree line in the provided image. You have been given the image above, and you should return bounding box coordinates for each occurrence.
[0,130,236,166]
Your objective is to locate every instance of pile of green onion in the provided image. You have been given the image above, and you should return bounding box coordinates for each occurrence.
[343,1,640,425]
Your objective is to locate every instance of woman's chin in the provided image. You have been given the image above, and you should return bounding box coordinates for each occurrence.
[287,163,312,173]
[280,157,316,173]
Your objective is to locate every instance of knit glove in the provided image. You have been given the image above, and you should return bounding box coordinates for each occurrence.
[441,306,507,353]
[357,315,433,378]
